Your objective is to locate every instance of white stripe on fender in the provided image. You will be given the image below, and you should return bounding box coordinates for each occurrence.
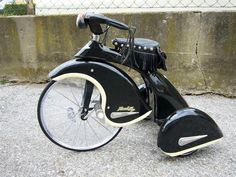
[53,73,152,127]
[161,138,223,157]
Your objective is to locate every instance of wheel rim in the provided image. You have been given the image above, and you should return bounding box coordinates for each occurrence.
[39,77,121,151]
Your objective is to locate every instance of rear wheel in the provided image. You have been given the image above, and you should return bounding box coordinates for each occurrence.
[180,150,198,157]
[37,77,122,151]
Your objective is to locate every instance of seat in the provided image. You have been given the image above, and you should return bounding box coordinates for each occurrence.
[112,38,160,52]
[112,38,167,72]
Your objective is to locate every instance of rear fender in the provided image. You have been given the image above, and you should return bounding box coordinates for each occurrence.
[158,108,223,157]
[49,59,152,127]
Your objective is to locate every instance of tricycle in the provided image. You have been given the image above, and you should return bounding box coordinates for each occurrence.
[37,13,223,157]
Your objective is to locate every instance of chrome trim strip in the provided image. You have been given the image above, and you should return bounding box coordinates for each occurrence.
[178,135,208,146]
[110,112,139,119]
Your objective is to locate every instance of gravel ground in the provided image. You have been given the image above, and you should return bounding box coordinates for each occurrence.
[0,84,235,177]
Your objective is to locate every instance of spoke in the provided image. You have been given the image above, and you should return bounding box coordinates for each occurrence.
[91,94,100,103]
[44,112,67,117]
[43,103,68,111]
[79,80,84,98]
[93,93,100,100]
[54,89,79,107]
[49,119,71,130]
[46,116,67,124]
[87,119,100,141]
[68,83,81,108]
[84,121,87,146]
[90,116,113,134]
[60,122,74,138]
[52,112,79,135]
[46,109,81,123]
[72,119,82,146]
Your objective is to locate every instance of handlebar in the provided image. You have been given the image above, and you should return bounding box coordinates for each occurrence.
[76,12,130,35]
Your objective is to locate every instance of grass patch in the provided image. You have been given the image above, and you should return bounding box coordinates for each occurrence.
[3,4,28,16]
[3,3,35,16]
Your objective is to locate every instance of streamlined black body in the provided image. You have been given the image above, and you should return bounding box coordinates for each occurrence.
[49,39,188,126]
[49,59,152,125]
[39,12,223,157]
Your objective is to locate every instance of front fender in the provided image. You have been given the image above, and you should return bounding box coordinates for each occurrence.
[49,59,152,127]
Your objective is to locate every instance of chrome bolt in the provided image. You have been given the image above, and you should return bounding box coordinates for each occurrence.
[91,69,94,72]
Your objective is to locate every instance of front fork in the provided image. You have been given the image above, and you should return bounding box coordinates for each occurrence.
[81,80,94,120]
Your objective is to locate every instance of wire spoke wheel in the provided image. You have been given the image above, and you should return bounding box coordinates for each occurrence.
[37,77,122,151]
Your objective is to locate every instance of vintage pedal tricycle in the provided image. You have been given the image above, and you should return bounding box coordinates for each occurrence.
[37,13,223,157]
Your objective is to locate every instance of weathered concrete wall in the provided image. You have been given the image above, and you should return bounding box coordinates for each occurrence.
[0,12,235,96]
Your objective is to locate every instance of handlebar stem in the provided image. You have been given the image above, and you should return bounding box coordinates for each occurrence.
[92,34,100,42]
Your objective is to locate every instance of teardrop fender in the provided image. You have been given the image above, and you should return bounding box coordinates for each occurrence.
[49,59,152,127]
[158,108,223,157]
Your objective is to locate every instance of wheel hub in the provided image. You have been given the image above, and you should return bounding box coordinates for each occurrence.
[67,107,76,122]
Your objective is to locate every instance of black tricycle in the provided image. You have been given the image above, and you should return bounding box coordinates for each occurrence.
[37,13,223,157]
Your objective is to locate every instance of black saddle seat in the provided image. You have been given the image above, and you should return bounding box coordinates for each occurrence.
[112,38,167,72]
[113,38,160,52]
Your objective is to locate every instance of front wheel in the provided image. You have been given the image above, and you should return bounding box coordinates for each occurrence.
[37,77,122,151]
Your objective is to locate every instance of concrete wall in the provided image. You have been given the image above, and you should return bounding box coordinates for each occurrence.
[0,12,235,97]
